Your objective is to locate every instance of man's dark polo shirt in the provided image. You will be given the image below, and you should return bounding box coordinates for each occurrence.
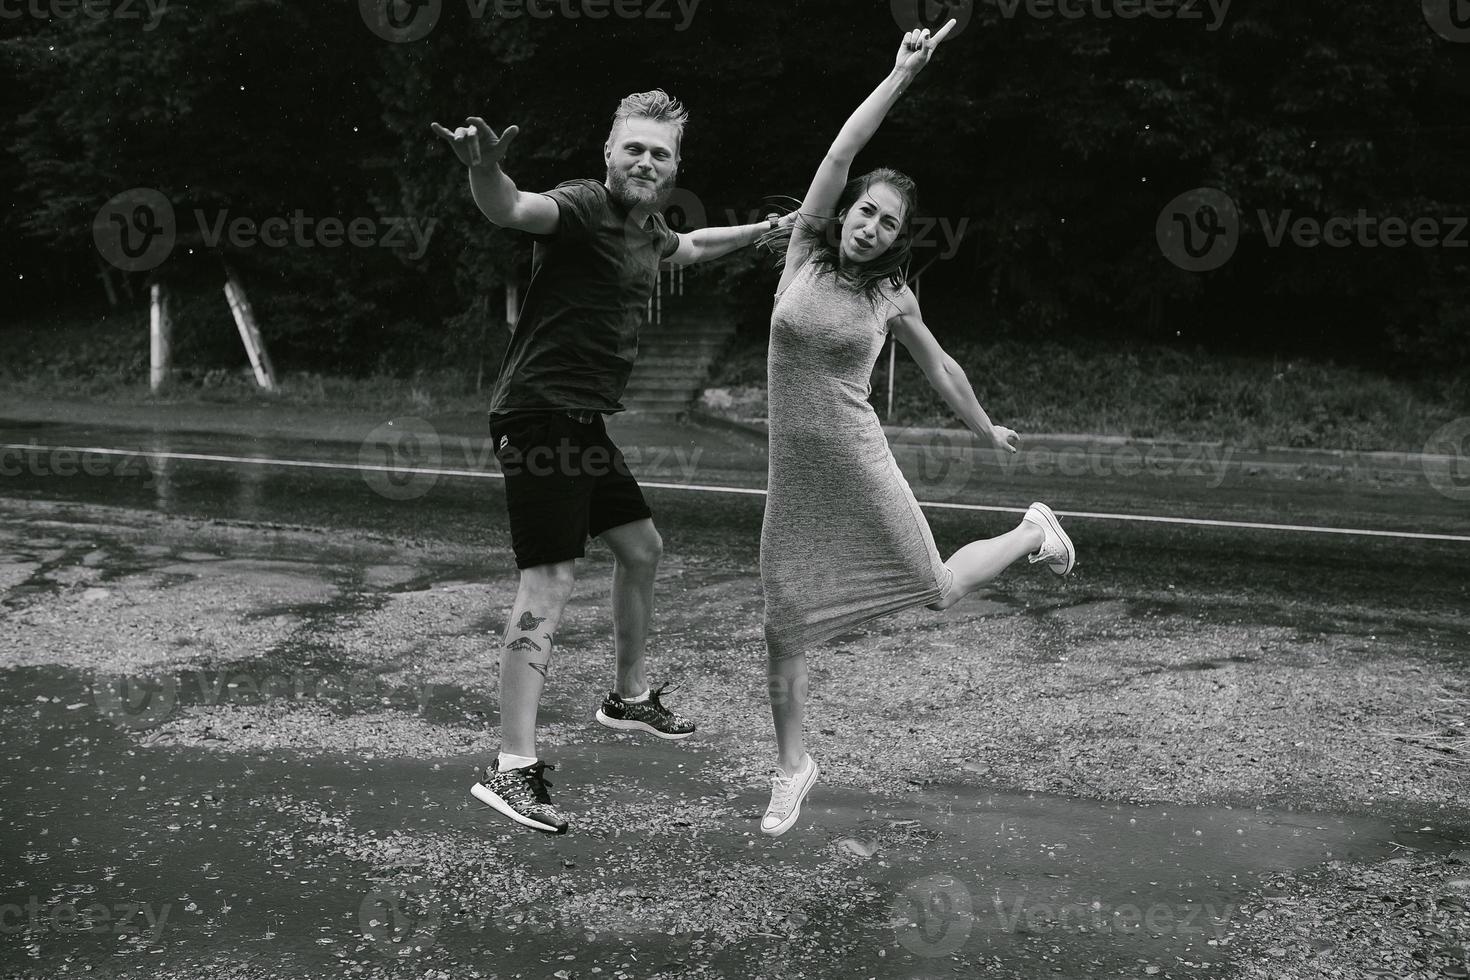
[488,179,680,415]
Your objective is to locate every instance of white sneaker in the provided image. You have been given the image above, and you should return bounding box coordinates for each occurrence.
[761,753,819,837]
[1022,502,1075,576]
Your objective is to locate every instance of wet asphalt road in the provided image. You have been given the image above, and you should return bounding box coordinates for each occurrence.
[2,416,1468,980]
[0,415,1467,623]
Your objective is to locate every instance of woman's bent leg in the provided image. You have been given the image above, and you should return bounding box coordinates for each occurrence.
[930,521,1043,611]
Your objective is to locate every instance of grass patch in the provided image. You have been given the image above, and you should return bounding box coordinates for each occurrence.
[1,306,496,417]
[6,307,1467,451]
[706,334,1470,452]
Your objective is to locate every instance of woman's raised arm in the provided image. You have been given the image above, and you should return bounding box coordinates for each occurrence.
[776,21,956,294]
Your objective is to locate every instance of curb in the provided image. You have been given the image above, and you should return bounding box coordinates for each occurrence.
[687,410,1457,480]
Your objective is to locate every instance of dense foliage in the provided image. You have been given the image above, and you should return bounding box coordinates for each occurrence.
[3,0,1467,374]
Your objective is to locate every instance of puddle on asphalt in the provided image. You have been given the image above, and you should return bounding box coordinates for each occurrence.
[4,663,1461,978]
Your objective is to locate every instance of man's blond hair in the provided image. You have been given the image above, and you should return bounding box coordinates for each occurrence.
[608,89,688,152]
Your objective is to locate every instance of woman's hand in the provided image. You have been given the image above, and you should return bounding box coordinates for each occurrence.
[989,425,1021,455]
[894,19,957,78]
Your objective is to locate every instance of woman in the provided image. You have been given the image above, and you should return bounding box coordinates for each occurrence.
[759,22,1077,837]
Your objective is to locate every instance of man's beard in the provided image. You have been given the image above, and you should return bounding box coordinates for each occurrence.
[607,166,675,212]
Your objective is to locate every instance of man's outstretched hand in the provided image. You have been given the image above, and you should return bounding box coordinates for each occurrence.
[430,116,520,170]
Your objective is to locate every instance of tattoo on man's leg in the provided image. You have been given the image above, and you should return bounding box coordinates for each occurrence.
[506,636,542,653]
[517,611,547,632]
[527,661,549,678]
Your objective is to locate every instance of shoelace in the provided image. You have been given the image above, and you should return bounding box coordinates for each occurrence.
[514,761,556,804]
[768,766,802,813]
[643,682,687,726]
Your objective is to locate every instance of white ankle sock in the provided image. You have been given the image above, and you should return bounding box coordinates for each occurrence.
[497,751,537,773]
[620,688,650,703]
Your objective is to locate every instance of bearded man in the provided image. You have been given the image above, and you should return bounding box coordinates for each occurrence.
[432,91,781,833]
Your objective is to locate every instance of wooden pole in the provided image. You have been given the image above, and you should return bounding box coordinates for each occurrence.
[149,281,171,393]
[223,266,276,390]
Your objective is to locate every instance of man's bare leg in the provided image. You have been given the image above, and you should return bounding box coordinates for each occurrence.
[598,518,662,698]
[498,560,576,759]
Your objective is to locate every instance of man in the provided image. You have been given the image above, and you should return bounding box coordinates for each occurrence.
[432,91,783,834]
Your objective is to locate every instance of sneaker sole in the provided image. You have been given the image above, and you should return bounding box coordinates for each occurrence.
[761,758,819,837]
[469,781,567,834]
[1029,502,1076,576]
[594,708,696,740]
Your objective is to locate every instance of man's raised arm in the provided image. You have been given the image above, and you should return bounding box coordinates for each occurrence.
[431,116,559,236]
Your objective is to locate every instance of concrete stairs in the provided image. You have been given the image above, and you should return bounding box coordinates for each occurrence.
[622,300,739,417]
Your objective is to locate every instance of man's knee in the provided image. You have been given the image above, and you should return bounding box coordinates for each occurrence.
[519,561,576,604]
[616,527,663,571]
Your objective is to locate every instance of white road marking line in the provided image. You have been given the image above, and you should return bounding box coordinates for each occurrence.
[3,442,1468,544]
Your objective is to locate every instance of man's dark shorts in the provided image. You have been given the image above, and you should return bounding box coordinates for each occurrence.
[489,410,653,569]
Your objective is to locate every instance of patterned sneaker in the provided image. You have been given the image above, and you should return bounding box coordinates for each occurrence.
[1022,501,1075,576]
[470,760,568,834]
[594,681,696,740]
[761,753,819,837]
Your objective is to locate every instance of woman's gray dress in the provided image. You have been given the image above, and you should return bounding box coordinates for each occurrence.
[761,258,955,660]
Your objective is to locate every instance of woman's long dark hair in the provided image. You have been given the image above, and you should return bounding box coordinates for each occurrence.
[760,167,918,306]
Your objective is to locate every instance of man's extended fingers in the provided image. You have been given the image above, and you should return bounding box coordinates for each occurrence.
[929,18,957,45]
[430,121,455,140]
